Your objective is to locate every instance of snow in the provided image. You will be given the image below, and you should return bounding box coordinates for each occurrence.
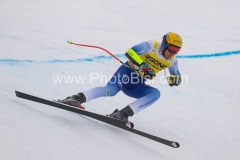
[1,0,240,159]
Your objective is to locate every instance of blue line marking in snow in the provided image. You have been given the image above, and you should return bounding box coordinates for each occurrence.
[176,50,240,58]
[0,50,240,64]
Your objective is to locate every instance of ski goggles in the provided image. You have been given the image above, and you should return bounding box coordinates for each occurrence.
[161,36,181,54]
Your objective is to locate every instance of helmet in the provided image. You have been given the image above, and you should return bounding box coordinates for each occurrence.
[165,32,182,48]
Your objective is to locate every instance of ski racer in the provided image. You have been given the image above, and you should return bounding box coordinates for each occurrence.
[59,32,183,122]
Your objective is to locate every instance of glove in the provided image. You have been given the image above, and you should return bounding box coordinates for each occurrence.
[167,74,181,86]
[139,62,155,79]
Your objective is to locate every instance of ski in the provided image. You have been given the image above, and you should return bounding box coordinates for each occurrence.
[15,90,180,148]
[15,91,133,129]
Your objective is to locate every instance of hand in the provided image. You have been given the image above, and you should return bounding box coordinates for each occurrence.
[140,62,155,79]
[167,74,181,86]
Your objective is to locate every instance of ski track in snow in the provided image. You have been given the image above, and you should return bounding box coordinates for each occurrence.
[1,0,240,160]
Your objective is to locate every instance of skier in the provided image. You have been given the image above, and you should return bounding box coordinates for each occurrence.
[59,32,182,122]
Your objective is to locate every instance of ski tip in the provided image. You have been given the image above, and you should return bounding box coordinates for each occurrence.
[172,142,180,148]
[15,90,20,97]
[67,41,72,44]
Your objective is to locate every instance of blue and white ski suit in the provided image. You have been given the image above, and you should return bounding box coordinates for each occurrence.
[83,40,181,114]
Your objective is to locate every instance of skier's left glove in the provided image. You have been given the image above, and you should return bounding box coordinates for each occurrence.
[139,62,155,79]
[167,74,181,86]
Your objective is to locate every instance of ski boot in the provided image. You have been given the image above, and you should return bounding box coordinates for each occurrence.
[108,106,134,122]
[57,92,86,109]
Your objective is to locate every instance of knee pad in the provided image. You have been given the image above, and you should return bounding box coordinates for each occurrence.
[104,84,119,97]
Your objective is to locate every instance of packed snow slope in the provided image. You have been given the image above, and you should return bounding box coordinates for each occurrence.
[1,0,240,160]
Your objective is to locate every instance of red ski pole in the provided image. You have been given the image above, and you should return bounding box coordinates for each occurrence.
[67,41,134,70]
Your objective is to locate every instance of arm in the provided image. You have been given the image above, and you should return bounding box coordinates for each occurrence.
[125,48,144,67]
[125,41,153,67]
[125,41,155,79]
[168,58,181,76]
[167,58,181,86]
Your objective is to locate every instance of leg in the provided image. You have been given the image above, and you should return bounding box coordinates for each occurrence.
[58,64,129,107]
[83,63,134,102]
[59,81,120,108]
[122,84,160,114]
[109,83,160,121]
[83,83,120,102]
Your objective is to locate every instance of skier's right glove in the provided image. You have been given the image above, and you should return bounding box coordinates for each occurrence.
[167,74,181,86]
[139,62,155,79]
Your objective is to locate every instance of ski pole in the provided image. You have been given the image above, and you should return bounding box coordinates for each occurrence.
[67,41,135,70]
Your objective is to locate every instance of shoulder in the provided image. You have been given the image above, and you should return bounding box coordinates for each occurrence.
[144,40,161,49]
[144,40,154,49]
[132,40,155,54]
[169,56,178,67]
